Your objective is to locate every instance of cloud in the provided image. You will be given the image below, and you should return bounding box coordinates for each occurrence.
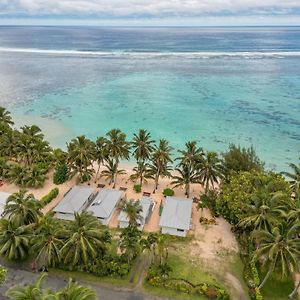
[1,0,300,18]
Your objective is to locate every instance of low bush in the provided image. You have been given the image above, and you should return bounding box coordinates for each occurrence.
[163,188,174,197]
[53,164,68,185]
[133,184,141,193]
[40,188,59,206]
[147,263,230,300]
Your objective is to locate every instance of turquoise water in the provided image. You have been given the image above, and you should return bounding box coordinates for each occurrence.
[0,27,299,171]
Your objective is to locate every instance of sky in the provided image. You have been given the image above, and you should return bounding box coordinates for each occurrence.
[0,0,300,26]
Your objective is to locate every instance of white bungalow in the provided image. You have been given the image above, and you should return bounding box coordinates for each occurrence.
[53,186,94,221]
[118,197,154,230]
[86,189,123,225]
[159,196,193,237]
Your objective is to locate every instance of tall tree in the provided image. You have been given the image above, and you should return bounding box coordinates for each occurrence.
[282,157,300,198]
[252,221,300,289]
[0,106,14,126]
[60,212,106,268]
[32,213,63,268]
[3,189,42,226]
[130,161,153,187]
[150,139,173,193]
[67,136,95,183]
[0,219,33,261]
[119,200,143,227]
[105,129,129,186]
[101,158,126,187]
[198,151,223,193]
[94,136,107,183]
[131,129,154,163]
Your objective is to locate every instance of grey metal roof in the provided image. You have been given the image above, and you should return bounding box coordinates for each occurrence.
[118,197,153,224]
[159,196,193,230]
[0,192,11,216]
[87,189,123,219]
[53,186,93,214]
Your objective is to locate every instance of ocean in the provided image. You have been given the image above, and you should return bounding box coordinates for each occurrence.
[0,26,299,171]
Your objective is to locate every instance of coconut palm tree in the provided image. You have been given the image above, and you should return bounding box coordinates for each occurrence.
[3,189,42,225]
[156,233,169,265]
[94,136,108,183]
[6,273,52,300]
[282,158,300,197]
[105,129,129,183]
[21,125,44,140]
[172,164,199,198]
[119,200,143,227]
[130,161,153,187]
[24,165,48,188]
[60,212,106,267]
[101,158,126,187]
[119,226,141,263]
[0,129,18,159]
[238,191,286,233]
[32,213,63,267]
[52,148,68,168]
[131,129,155,163]
[252,221,300,289]
[198,151,223,193]
[67,136,95,183]
[0,218,33,261]
[0,106,14,126]
[173,141,203,197]
[150,139,173,193]
[56,278,96,300]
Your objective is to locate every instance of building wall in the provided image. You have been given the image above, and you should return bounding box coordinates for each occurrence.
[55,212,75,221]
[161,226,187,237]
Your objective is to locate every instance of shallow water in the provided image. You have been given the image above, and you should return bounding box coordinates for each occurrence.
[0,26,299,171]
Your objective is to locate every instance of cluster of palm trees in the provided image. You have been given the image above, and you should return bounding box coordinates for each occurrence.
[0,189,111,268]
[6,273,96,300]
[236,182,300,297]
[0,107,224,195]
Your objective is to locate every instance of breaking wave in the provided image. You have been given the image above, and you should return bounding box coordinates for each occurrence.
[1,47,300,59]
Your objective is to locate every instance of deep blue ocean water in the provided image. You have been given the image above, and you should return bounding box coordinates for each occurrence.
[0,26,299,170]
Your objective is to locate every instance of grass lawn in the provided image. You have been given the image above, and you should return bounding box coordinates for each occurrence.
[260,273,294,300]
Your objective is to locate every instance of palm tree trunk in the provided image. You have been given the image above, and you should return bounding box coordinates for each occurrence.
[153,170,160,193]
[205,179,209,194]
[186,182,190,198]
[289,280,300,299]
[94,163,101,183]
[259,265,273,289]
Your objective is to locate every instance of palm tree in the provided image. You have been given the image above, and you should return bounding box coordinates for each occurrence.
[150,139,173,193]
[119,226,141,263]
[60,212,105,268]
[252,221,300,289]
[0,129,18,159]
[3,189,42,225]
[67,136,95,183]
[52,148,68,168]
[101,158,126,187]
[21,125,44,140]
[32,213,63,267]
[119,200,143,227]
[105,129,129,184]
[238,191,286,232]
[198,151,223,193]
[173,141,203,197]
[24,165,48,188]
[130,161,153,187]
[56,278,96,300]
[0,106,14,126]
[94,136,107,182]
[131,129,154,163]
[0,218,33,260]
[156,233,169,265]
[282,158,300,197]
[172,164,199,198]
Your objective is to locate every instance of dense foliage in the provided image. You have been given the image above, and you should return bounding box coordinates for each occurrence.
[40,187,59,206]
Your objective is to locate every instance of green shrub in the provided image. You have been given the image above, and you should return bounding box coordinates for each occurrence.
[163,188,174,197]
[133,184,141,193]
[41,187,59,206]
[53,164,68,185]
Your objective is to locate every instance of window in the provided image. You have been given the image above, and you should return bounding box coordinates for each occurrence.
[177,229,184,232]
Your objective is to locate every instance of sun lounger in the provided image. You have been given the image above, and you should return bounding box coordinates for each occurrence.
[119,187,127,191]
[143,191,151,197]
[97,183,106,188]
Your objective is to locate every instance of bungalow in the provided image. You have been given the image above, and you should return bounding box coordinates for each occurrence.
[86,189,123,225]
[159,196,193,237]
[0,191,11,217]
[53,186,94,221]
[118,197,154,230]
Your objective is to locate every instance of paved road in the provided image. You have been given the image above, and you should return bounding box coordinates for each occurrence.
[0,264,169,300]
